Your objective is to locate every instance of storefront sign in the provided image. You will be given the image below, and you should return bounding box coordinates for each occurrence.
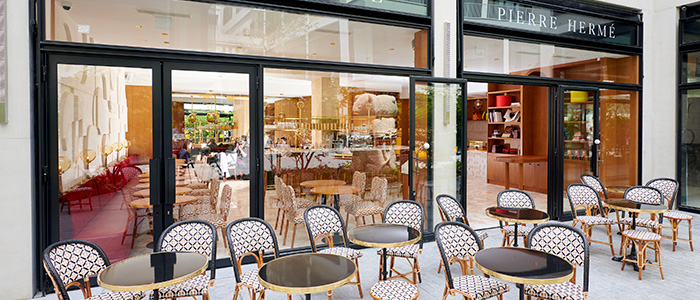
[463,0,639,47]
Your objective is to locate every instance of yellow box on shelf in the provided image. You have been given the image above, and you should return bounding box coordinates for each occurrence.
[570,91,588,103]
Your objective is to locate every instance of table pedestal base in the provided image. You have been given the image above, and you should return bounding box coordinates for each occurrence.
[517,283,524,300]
[381,248,388,281]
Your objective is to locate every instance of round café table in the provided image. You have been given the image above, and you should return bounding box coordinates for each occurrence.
[129,195,198,209]
[475,247,574,300]
[258,253,356,300]
[135,182,189,190]
[138,173,149,178]
[133,187,192,198]
[603,198,668,266]
[485,207,549,247]
[98,252,208,300]
[348,223,421,281]
[311,185,360,210]
[300,180,347,188]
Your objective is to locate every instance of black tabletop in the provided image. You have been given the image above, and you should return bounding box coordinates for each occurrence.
[348,223,421,248]
[259,253,356,294]
[485,207,550,224]
[475,247,573,285]
[98,252,208,292]
[603,198,668,214]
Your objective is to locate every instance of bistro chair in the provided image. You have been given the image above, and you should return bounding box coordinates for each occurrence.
[379,200,424,285]
[226,218,280,300]
[580,174,619,230]
[525,222,589,300]
[272,175,285,231]
[618,186,665,279]
[567,184,616,255]
[154,220,217,300]
[496,189,535,247]
[43,239,145,300]
[180,178,221,220]
[303,205,364,298]
[646,178,693,251]
[346,176,387,226]
[280,184,310,248]
[619,186,665,234]
[121,202,147,249]
[340,171,367,217]
[188,184,233,248]
[434,221,510,300]
[369,279,419,300]
[435,194,489,274]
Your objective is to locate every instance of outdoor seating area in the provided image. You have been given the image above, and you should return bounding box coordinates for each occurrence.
[40,174,698,300]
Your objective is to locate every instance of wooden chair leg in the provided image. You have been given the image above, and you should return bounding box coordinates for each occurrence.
[414,257,422,283]
[283,219,289,246]
[689,219,694,251]
[291,223,298,248]
[437,260,443,274]
[606,225,615,256]
[232,285,240,300]
[656,240,664,279]
[354,258,363,298]
[620,236,628,271]
[327,290,333,300]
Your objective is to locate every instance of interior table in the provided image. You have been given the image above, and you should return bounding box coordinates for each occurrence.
[129,195,198,209]
[348,223,421,281]
[300,180,347,189]
[98,252,208,300]
[603,198,668,266]
[485,207,549,247]
[475,247,574,300]
[133,187,192,198]
[138,173,150,178]
[135,182,189,190]
[494,155,547,190]
[310,185,360,210]
[258,253,356,300]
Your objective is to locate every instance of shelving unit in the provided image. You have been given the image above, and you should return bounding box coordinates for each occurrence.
[486,87,523,155]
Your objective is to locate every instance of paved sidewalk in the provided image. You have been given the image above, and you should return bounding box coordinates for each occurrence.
[37,213,699,300]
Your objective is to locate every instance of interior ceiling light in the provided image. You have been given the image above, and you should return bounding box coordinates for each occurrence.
[330,42,336,45]
[389,48,395,51]
[312,53,317,55]
[162,33,168,36]
[237,46,242,49]
[136,25,142,28]
[142,39,147,42]
[164,41,170,44]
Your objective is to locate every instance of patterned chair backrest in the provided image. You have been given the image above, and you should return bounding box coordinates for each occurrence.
[157,220,217,280]
[528,222,589,292]
[624,186,664,205]
[368,177,388,203]
[434,222,483,289]
[566,184,604,218]
[436,194,466,224]
[383,200,424,247]
[226,218,279,284]
[218,184,233,218]
[496,189,535,209]
[645,178,679,209]
[43,240,110,300]
[304,205,349,251]
[352,171,367,195]
[580,174,608,199]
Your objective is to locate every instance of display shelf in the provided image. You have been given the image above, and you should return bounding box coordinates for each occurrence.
[489,122,521,125]
[564,140,591,143]
[565,101,594,105]
[488,105,521,110]
[488,137,521,140]
[487,89,521,95]
[564,121,589,124]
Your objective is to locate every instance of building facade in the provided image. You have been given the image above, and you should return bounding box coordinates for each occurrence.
[0,0,695,299]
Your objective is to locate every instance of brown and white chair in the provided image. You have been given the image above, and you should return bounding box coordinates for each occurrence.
[379,200,424,284]
[646,178,693,251]
[43,239,145,300]
[619,186,665,280]
[153,220,217,300]
[619,186,665,233]
[580,174,619,230]
[567,184,616,255]
[525,222,590,300]
[226,217,280,300]
[435,221,510,300]
[340,171,367,217]
[496,189,535,247]
[346,176,387,225]
[435,194,488,274]
[187,184,233,248]
[304,205,363,298]
[180,178,221,220]
[279,183,312,248]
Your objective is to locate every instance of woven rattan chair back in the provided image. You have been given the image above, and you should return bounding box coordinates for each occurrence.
[434,222,483,289]
[624,186,664,205]
[226,218,279,284]
[528,222,590,292]
[645,178,679,209]
[567,184,605,218]
[383,200,424,247]
[43,239,110,300]
[368,177,388,203]
[497,189,535,209]
[156,220,217,280]
[436,194,467,224]
[580,174,609,200]
[304,205,350,251]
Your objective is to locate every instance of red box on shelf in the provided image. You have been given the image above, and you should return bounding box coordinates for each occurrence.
[496,95,512,107]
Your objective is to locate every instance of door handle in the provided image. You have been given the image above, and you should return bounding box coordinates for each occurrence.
[594,139,601,145]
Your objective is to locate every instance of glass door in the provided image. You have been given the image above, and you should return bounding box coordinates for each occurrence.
[164,63,257,259]
[560,87,599,213]
[410,77,467,233]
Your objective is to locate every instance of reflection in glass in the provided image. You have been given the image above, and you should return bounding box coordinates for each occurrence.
[598,89,638,192]
[463,35,639,84]
[682,52,700,84]
[308,0,428,15]
[680,90,700,208]
[170,70,250,259]
[562,90,595,213]
[46,0,426,68]
[57,64,152,263]
[263,69,409,249]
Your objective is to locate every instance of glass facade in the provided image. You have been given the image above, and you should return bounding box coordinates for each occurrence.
[463,35,639,84]
[679,89,700,209]
[310,0,428,15]
[46,0,427,68]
